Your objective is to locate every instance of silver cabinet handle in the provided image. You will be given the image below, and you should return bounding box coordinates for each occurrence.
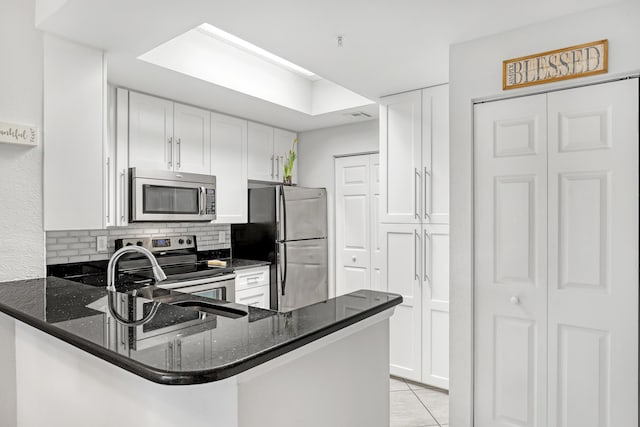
[414,168,421,220]
[271,155,275,179]
[424,229,431,283]
[105,157,111,223]
[352,256,357,262]
[168,137,173,169]
[176,138,181,170]
[276,156,280,179]
[424,167,431,221]
[414,229,422,281]
[120,170,126,222]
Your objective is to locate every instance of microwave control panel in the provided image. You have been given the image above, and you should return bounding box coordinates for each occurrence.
[205,188,216,215]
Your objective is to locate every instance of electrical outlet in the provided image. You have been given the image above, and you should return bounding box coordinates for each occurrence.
[96,236,108,252]
[218,231,226,243]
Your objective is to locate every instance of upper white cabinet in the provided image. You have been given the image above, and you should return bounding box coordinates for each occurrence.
[129,92,211,174]
[211,113,248,224]
[248,122,298,184]
[44,35,107,231]
[380,85,448,224]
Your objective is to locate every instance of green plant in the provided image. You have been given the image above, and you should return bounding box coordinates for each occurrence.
[283,137,298,183]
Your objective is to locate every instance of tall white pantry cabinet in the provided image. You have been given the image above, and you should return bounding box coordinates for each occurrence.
[379,84,450,388]
[474,78,638,427]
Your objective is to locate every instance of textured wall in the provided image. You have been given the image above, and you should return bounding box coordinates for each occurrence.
[0,0,45,282]
[46,222,231,265]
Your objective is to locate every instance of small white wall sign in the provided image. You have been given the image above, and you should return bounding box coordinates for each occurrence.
[0,121,39,147]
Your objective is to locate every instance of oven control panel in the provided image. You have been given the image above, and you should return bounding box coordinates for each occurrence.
[116,235,197,253]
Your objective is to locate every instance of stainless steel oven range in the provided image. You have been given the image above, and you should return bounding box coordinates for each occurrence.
[114,235,235,301]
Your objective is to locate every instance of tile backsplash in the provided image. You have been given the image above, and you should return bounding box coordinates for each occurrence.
[46,222,231,265]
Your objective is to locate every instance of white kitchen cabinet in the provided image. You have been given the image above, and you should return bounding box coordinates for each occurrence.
[274,128,298,184]
[247,122,298,184]
[378,84,450,389]
[235,266,270,309]
[474,79,638,427]
[248,122,275,182]
[105,87,130,227]
[128,92,173,171]
[43,34,107,231]
[380,85,448,224]
[211,113,248,224]
[129,92,211,174]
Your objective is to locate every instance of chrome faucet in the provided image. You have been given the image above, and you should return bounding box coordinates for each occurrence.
[106,245,167,292]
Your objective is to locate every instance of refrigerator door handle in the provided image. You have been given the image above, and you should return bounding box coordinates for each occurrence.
[279,241,287,295]
[280,185,287,241]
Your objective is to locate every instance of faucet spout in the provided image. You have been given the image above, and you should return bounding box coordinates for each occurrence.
[106,246,166,292]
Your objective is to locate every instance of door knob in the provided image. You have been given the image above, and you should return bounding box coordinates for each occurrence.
[510,296,520,305]
[352,256,357,262]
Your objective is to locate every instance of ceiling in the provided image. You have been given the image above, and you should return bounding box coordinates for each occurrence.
[36,0,624,131]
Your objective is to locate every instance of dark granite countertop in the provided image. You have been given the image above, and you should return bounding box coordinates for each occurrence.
[0,277,401,385]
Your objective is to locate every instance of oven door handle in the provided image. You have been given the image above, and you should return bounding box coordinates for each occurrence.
[165,279,235,295]
[157,275,236,290]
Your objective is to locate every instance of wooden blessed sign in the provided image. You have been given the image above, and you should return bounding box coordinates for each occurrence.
[0,121,38,146]
[503,40,608,90]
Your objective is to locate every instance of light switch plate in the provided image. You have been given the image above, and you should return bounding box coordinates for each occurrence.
[96,236,108,252]
[218,231,225,243]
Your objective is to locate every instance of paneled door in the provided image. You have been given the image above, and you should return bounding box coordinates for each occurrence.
[173,103,211,174]
[474,94,549,427]
[546,79,638,427]
[335,154,374,296]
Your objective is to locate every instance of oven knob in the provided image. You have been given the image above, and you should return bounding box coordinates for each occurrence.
[186,239,192,245]
[136,241,143,246]
[126,242,133,246]
[178,239,184,245]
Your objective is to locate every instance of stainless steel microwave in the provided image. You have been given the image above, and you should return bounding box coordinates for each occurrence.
[129,168,216,222]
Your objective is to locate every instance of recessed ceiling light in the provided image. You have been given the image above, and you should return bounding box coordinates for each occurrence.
[197,23,318,80]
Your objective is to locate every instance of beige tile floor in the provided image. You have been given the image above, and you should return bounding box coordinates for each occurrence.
[390,376,449,427]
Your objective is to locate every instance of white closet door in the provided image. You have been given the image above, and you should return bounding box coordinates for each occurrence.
[380,223,422,382]
[422,223,449,389]
[335,155,372,296]
[474,94,548,427]
[547,79,638,427]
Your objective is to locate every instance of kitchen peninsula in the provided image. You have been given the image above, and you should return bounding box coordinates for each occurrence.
[0,277,401,427]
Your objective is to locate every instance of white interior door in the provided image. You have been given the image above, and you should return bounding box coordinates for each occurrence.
[421,223,450,389]
[474,94,548,427]
[173,103,211,174]
[381,223,422,382]
[546,79,638,427]
[335,155,372,296]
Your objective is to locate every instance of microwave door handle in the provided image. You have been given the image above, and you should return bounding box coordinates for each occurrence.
[199,186,206,215]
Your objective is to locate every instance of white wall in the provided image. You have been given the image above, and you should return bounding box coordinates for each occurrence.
[297,120,378,297]
[0,0,45,282]
[449,2,640,426]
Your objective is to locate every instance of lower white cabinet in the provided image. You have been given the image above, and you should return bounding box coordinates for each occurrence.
[380,223,449,388]
[235,266,270,309]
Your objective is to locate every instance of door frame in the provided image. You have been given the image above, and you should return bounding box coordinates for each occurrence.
[468,73,640,426]
[333,151,379,298]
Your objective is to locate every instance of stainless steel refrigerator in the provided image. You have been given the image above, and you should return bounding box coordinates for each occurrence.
[231,185,328,312]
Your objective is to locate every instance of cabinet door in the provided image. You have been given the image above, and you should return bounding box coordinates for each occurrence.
[274,128,297,184]
[380,223,422,382]
[422,85,449,224]
[546,80,638,427]
[248,122,275,182]
[129,92,173,171]
[173,103,211,174]
[421,223,449,389]
[474,94,548,427]
[236,285,270,309]
[211,113,248,224]
[114,88,129,226]
[43,35,106,231]
[335,155,372,296]
[380,90,423,224]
